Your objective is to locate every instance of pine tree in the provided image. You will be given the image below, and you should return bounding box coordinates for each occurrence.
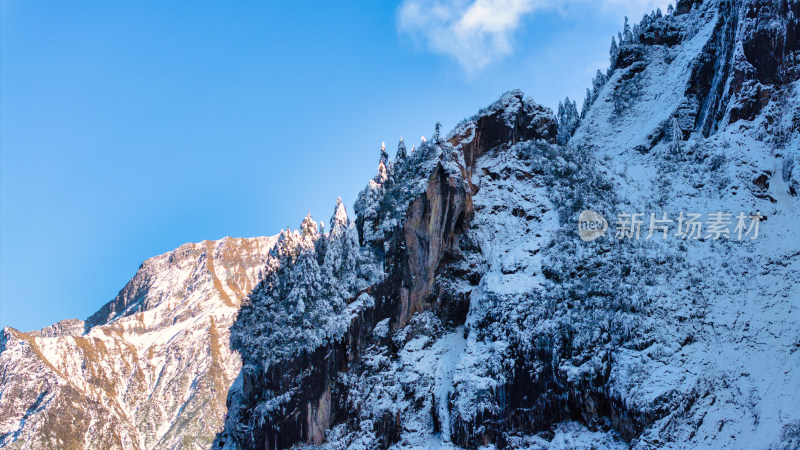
[329,197,349,234]
[315,219,327,265]
[667,4,674,15]
[623,16,632,42]
[640,12,652,30]
[234,206,369,364]
[322,198,362,301]
[287,242,320,316]
[396,137,407,161]
[609,36,619,69]
[379,141,389,165]
[355,141,392,245]
[433,122,442,145]
[557,97,580,145]
[592,70,607,101]
[580,70,609,119]
[391,138,408,185]
[273,217,324,339]
[272,228,302,269]
[300,212,318,238]
[581,88,592,119]
[376,142,389,184]
[656,7,663,18]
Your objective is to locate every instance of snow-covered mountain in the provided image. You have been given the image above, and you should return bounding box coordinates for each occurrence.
[2,0,799,448]
[215,0,800,448]
[0,236,277,448]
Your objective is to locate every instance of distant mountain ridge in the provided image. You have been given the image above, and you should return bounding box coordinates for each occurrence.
[1,236,276,448]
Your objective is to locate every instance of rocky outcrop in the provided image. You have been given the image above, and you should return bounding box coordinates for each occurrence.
[218,91,558,449]
[741,0,800,85]
[450,91,556,189]
[398,90,556,329]
[680,0,800,135]
[398,164,468,327]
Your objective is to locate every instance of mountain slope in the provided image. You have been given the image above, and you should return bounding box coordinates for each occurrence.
[0,236,277,449]
[217,0,800,448]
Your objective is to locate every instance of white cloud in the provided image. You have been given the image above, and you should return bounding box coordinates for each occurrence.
[396,0,671,74]
[397,0,546,73]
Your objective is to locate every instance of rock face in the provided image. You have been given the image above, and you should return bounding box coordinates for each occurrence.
[215,90,559,449]
[396,95,557,329]
[0,236,277,449]
[398,164,468,327]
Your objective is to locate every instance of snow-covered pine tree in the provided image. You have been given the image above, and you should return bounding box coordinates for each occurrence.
[374,141,389,179]
[230,200,378,368]
[581,88,592,119]
[396,137,407,161]
[391,137,408,184]
[286,234,320,317]
[667,4,674,15]
[315,219,327,265]
[639,12,651,31]
[592,70,607,102]
[610,36,619,69]
[354,143,391,245]
[623,16,632,42]
[433,122,442,145]
[377,142,389,184]
[232,227,304,362]
[300,212,319,238]
[379,141,389,165]
[321,197,365,301]
[556,97,580,145]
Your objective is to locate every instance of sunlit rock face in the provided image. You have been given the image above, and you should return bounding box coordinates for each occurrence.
[0,236,277,449]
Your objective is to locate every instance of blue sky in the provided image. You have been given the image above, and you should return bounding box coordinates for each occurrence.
[0,0,668,332]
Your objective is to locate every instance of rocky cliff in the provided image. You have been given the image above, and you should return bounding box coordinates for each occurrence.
[214,90,558,449]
